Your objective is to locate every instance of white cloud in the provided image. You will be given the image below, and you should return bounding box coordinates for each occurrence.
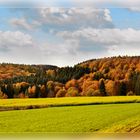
[38,7,113,30]
[1,0,140,8]
[8,8,113,32]
[104,9,112,22]
[36,28,140,66]
[0,31,42,64]
[0,31,33,49]
[57,28,140,45]
[10,18,41,30]
[40,41,80,66]
[70,0,140,8]
[2,6,140,66]
[1,28,140,67]
[10,18,32,30]
[129,7,140,12]
[57,28,140,60]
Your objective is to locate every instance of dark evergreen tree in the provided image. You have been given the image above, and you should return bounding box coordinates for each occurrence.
[134,74,140,95]
[119,81,127,96]
[6,84,14,98]
[93,72,104,80]
[99,80,106,96]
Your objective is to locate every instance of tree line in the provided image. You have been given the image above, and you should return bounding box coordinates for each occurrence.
[0,56,140,98]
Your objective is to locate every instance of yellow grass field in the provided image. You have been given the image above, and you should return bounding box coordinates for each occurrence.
[0,96,140,108]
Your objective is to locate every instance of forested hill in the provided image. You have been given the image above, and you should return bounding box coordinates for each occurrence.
[0,63,57,80]
[1,56,140,98]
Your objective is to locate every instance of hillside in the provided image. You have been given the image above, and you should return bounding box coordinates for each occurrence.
[0,56,140,98]
[0,63,57,80]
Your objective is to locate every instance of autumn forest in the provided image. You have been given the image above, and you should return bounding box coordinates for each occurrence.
[0,56,140,99]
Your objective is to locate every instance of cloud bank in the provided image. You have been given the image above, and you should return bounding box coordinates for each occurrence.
[9,8,113,32]
[0,31,42,64]
[0,7,140,66]
[1,0,140,8]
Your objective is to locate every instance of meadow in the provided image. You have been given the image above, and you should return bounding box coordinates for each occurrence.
[0,96,140,111]
[0,103,140,133]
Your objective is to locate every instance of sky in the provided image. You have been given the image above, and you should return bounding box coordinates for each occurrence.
[0,0,140,66]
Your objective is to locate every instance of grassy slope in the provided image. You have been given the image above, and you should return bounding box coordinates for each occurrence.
[0,103,140,133]
[0,96,140,108]
[100,114,140,133]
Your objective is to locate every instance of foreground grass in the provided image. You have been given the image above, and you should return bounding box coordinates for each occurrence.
[0,96,140,111]
[101,114,140,133]
[0,103,140,133]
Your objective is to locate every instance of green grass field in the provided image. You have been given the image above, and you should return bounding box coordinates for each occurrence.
[0,103,140,133]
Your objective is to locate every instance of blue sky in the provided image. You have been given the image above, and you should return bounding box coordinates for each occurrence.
[110,8,140,29]
[0,1,140,66]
